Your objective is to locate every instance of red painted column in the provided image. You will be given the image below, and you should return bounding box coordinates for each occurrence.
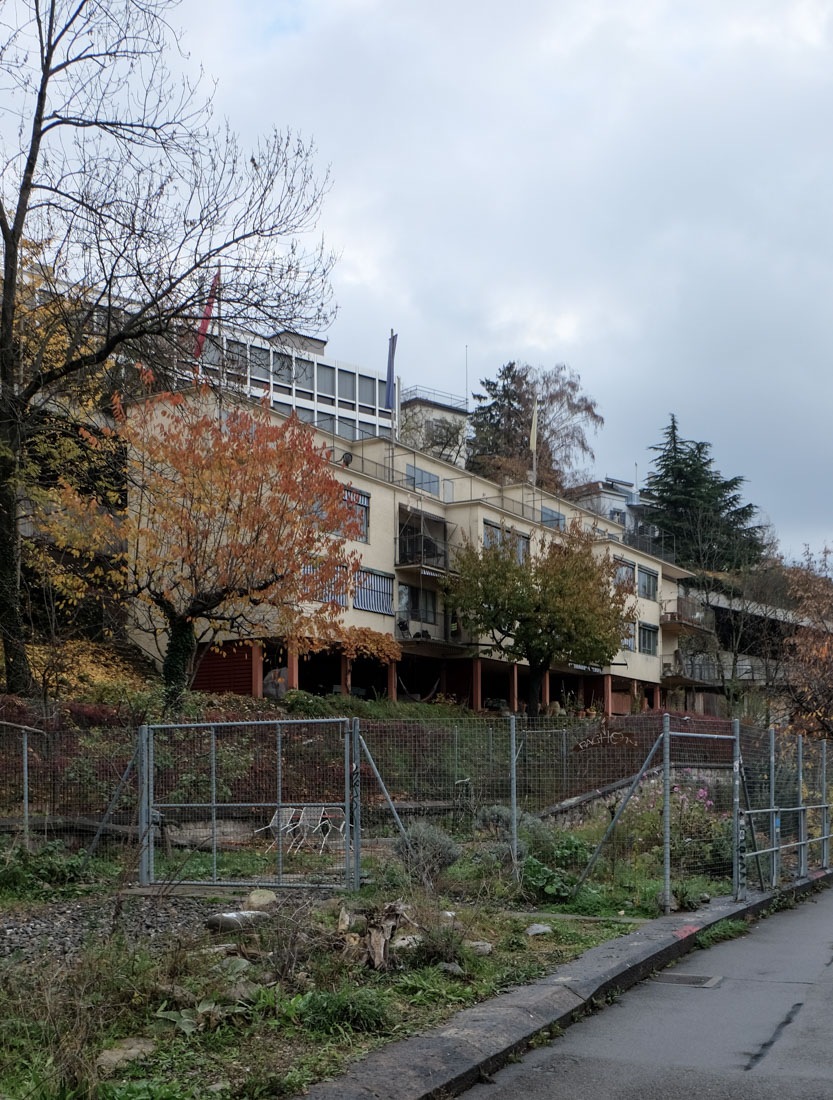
[541,670,550,709]
[603,673,613,718]
[387,660,397,701]
[472,657,482,710]
[287,647,299,690]
[509,663,518,713]
[340,654,351,696]
[250,642,263,698]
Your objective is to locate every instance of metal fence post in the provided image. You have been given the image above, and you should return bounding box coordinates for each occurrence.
[343,720,352,890]
[137,724,149,886]
[21,727,29,848]
[210,726,218,884]
[769,726,778,889]
[663,713,671,914]
[798,734,807,878]
[352,718,361,891]
[732,718,741,900]
[823,740,830,872]
[510,716,519,880]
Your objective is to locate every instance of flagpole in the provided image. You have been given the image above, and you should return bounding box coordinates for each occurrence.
[530,384,539,492]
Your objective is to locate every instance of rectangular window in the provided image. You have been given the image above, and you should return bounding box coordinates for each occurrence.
[317,363,335,395]
[398,583,437,625]
[622,622,636,651]
[344,488,369,542]
[338,369,356,400]
[405,462,440,495]
[615,559,635,588]
[225,339,247,377]
[354,569,393,615]
[483,520,501,547]
[273,352,292,394]
[541,506,566,530]
[249,345,270,381]
[337,418,356,440]
[638,622,658,656]
[358,375,376,406]
[295,357,314,392]
[358,420,376,440]
[515,532,530,563]
[638,566,658,601]
[609,509,626,525]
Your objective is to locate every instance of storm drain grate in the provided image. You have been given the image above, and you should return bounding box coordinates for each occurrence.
[651,973,722,988]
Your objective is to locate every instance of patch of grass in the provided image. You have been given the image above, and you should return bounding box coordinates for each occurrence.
[0,839,125,903]
[0,888,630,1098]
[694,918,749,949]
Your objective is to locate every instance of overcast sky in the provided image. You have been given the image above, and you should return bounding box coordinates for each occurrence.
[178,0,833,559]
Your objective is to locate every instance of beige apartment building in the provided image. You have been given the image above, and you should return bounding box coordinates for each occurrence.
[184,404,692,716]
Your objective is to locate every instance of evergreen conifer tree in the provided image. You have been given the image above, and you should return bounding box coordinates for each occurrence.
[645,415,764,571]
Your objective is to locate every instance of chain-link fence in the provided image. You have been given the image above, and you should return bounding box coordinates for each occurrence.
[2,713,832,906]
[141,718,351,888]
[0,720,140,882]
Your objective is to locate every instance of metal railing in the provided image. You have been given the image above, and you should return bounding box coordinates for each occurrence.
[661,596,715,632]
[395,532,451,570]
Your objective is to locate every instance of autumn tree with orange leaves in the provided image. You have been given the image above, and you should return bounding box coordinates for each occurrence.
[52,388,399,703]
[786,549,833,738]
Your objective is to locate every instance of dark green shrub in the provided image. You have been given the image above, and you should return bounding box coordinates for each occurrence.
[296,987,389,1035]
[521,855,573,901]
[281,689,333,718]
[0,840,88,898]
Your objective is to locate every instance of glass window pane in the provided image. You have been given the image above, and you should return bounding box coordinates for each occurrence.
[338,370,356,400]
[273,353,292,383]
[249,345,270,380]
[317,363,335,395]
[359,375,376,405]
[296,358,314,389]
[226,340,247,375]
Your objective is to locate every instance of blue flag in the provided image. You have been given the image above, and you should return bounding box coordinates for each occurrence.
[384,330,397,410]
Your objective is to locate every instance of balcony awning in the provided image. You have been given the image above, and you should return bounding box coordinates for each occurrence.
[420,567,445,579]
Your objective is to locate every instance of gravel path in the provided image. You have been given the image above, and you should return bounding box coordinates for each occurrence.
[0,894,227,965]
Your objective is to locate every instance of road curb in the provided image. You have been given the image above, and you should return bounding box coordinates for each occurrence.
[305,872,833,1100]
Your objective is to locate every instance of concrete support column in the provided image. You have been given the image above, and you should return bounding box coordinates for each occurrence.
[250,642,263,699]
[541,670,550,709]
[509,664,518,713]
[287,647,299,690]
[472,657,482,711]
[603,674,613,718]
[387,661,398,701]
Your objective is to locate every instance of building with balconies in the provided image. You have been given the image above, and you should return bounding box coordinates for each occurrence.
[173,403,692,715]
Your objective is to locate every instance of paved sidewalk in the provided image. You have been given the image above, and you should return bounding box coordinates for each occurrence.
[306,873,833,1100]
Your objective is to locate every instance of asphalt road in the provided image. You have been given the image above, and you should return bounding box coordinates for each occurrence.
[465,888,833,1100]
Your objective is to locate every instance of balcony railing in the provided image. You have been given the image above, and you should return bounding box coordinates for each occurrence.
[622,527,676,564]
[400,386,468,412]
[663,653,722,684]
[661,596,715,632]
[396,533,451,571]
[396,611,468,645]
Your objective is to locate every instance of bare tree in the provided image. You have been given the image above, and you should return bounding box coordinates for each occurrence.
[0,0,335,692]
[674,517,794,720]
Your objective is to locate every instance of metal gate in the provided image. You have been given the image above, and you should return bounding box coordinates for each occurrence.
[137,717,353,888]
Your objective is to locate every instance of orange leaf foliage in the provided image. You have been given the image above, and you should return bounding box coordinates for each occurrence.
[56,386,399,664]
